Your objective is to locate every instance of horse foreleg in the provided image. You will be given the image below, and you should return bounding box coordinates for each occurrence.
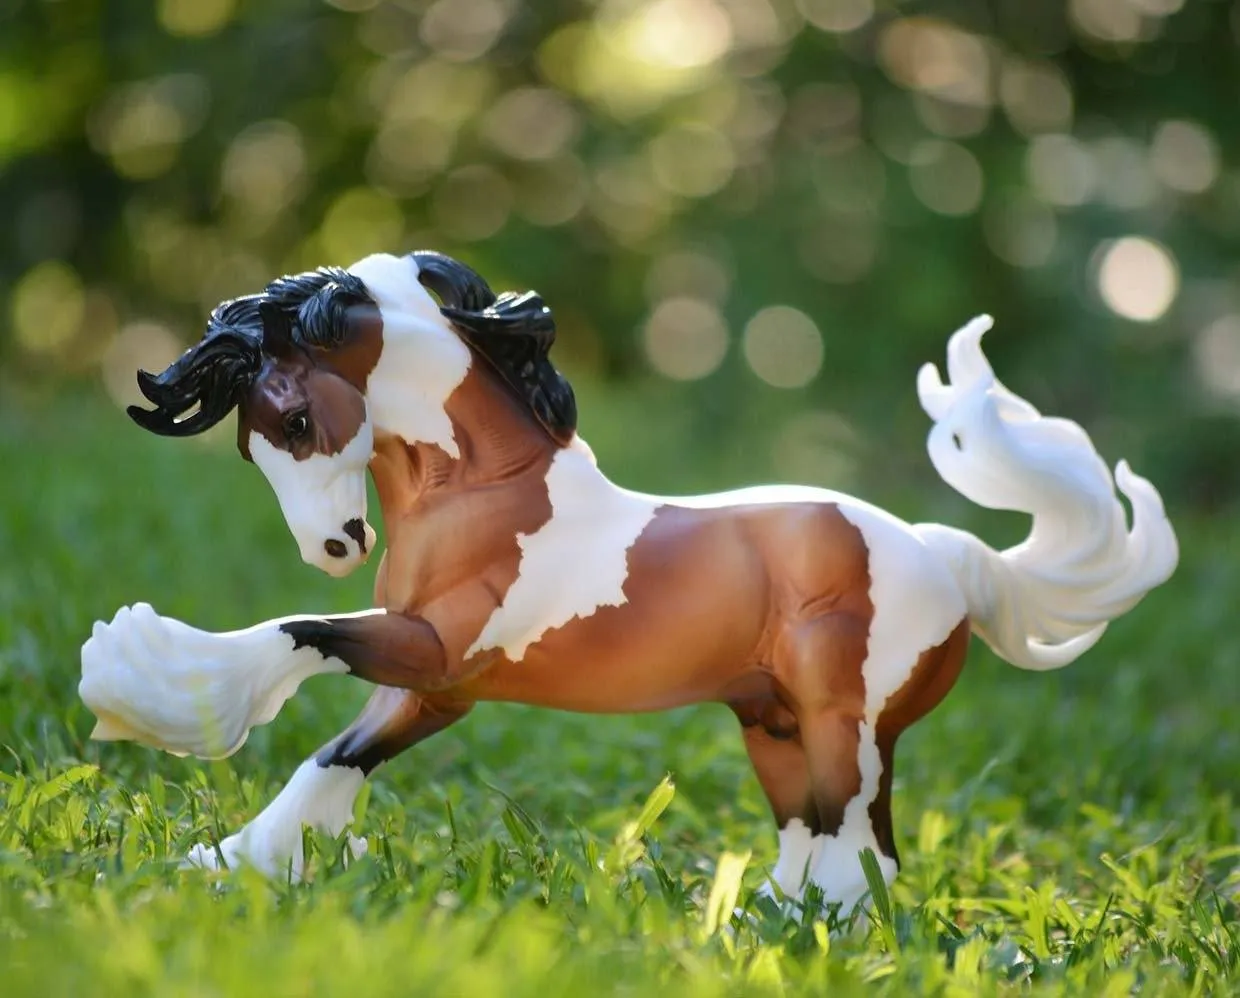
[80,605,452,758]
[185,688,471,880]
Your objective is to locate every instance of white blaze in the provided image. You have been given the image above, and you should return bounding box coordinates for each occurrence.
[249,412,375,577]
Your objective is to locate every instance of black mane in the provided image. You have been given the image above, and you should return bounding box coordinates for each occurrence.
[128,251,577,445]
[412,251,578,445]
[127,268,376,437]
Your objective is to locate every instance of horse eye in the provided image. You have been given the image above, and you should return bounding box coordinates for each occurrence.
[951,432,964,450]
[284,410,310,442]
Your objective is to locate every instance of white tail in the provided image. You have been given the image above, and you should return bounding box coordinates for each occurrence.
[913,316,1179,671]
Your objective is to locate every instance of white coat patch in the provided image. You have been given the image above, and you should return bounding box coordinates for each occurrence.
[767,818,821,897]
[465,447,659,662]
[79,603,348,759]
[249,410,375,576]
[184,760,367,880]
[347,253,472,457]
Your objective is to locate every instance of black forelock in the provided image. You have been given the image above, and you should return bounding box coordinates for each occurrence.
[126,267,376,438]
[262,266,375,350]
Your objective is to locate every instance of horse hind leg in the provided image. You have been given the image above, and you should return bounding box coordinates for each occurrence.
[733,715,820,898]
[733,696,885,917]
[786,616,971,916]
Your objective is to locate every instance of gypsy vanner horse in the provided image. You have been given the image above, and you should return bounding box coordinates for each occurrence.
[79,251,1178,914]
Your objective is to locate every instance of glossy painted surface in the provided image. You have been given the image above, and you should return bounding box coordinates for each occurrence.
[80,257,1179,912]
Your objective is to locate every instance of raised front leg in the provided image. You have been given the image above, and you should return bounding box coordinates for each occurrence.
[79,603,451,759]
[186,688,471,880]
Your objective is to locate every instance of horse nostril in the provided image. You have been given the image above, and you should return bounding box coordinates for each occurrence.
[342,518,367,553]
[324,538,348,559]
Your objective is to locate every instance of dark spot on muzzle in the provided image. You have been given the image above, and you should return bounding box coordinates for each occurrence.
[324,538,348,559]
[343,518,368,553]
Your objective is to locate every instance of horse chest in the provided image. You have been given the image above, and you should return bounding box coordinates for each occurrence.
[463,447,660,663]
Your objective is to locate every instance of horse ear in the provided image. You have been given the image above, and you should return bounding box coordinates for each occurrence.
[260,301,295,356]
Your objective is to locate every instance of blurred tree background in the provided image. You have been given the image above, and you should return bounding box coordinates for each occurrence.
[2,0,1238,509]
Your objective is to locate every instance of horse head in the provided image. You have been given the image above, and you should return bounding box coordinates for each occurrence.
[126,251,578,577]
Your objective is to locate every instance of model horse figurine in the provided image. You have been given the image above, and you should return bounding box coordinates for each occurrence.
[79,251,1179,914]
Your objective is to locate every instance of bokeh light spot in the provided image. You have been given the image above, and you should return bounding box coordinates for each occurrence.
[908,140,983,216]
[156,0,235,38]
[11,261,85,355]
[1070,0,1142,42]
[432,165,513,242]
[983,194,1057,268]
[879,18,993,107]
[512,155,588,227]
[1093,137,1156,210]
[796,0,874,34]
[1096,237,1179,322]
[483,87,580,162]
[1026,133,1097,207]
[630,0,733,71]
[88,75,210,180]
[1149,120,1220,195]
[220,120,307,227]
[642,297,729,380]
[1192,315,1240,400]
[999,58,1073,136]
[320,188,404,264]
[743,306,823,389]
[773,411,859,488]
[420,0,512,61]
[913,93,991,138]
[102,322,184,411]
[645,251,731,305]
[367,118,457,194]
[648,123,735,198]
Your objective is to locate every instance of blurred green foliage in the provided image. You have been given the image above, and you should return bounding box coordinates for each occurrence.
[2,0,1239,506]
[2,5,1239,991]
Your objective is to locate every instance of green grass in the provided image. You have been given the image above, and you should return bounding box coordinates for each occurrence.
[0,384,1236,996]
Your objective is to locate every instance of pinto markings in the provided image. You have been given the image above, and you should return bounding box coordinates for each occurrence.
[347,253,472,457]
[465,446,660,662]
[249,413,376,575]
[716,497,968,908]
[90,255,1179,912]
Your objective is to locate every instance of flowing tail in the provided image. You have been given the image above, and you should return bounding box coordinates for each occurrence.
[912,316,1179,671]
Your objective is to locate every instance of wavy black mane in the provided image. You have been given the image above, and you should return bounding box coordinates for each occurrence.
[412,251,578,445]
[127,268,376,437]
[128,251,576,445]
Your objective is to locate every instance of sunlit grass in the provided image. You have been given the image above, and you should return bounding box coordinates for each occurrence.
[0,388,1236,995]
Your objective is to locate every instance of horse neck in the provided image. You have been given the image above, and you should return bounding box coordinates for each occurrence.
[366,363,563,518]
